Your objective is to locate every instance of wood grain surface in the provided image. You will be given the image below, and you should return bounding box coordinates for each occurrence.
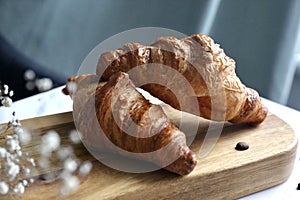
[0,108,297,200]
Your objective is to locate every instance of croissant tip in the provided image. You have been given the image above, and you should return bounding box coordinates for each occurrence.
[166,149,197,176]
[246,105,268,126]
[62,86,69,95]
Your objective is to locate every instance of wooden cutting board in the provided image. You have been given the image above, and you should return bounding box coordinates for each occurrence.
[0,107,297,200]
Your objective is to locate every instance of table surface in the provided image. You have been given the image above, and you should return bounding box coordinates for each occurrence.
[0,86,299,199]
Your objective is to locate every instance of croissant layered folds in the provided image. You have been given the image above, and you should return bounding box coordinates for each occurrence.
[63,72,197,175]
[97,34,268,124]
[63,33,268,175]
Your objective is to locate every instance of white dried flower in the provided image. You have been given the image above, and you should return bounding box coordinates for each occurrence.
[24,70,36,81]
[40,131,61,156]
[13,182,25,194]
[6,135,12,140]
[79,161,92,176]
[14,127,31,145]
[16,150,22,157]
[23,167,31,175]
[56,146,73,161]
[0,147,7,158]
[0,181,9,195]
[64,158,78,173]
[38,157,50,169]
[12,134,18,140]
[8,118,21,128]
[28,158,36,167]
[13,127,22,134]
[3,85,9,95]
[9,90,14,97]
[5,135,21,152]
[5,160,20,181]
[25,81,35,91]
[1,97,12,107]
[60,173,79,196]
[35,78,53,92]
[69,130,81,144]
[22,180,28,187]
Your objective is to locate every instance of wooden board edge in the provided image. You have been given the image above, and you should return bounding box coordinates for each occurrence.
[118,139,298,200]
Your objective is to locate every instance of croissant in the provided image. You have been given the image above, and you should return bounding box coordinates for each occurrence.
[97,34,268,124]
[63,72,197,175]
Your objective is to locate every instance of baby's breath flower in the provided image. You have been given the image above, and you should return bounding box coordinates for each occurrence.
[5,135,21,152]
[22,180,28,187]
[9,90,14,97]
[0,81,92,196]
[0,84,14,107]
[56,146,73,161]
[23,167,31,175]
[0,182,9,195]
[69,130,81,144]
[64,158,78,173]
[14,127,31,145]
[39,131,61,156]
[7,118,21,128]
[25,81,35,91]
[79,161,92,177]
[3,85,9,95]
[24,70,36,81]
[60,173,79,196]
[38,157,50,169]
[35,78,53,92]
[1,97,12,107]
[0,147,7,158]
[5,160,20,181]
[16,150,22,157]
[28,158,36,167]
[13,182,25,194]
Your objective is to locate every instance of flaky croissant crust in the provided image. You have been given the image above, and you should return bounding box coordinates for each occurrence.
[97,34,268,124]
[64,72,197,175]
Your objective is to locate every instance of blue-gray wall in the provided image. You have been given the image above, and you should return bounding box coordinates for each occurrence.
[0,0,299,106]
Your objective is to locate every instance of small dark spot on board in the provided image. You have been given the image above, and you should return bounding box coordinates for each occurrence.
[235,142,249,151]
[297,183,300,190]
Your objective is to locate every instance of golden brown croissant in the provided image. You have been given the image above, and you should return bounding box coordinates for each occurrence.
[63,72,197,175]
[97,34,268,124]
